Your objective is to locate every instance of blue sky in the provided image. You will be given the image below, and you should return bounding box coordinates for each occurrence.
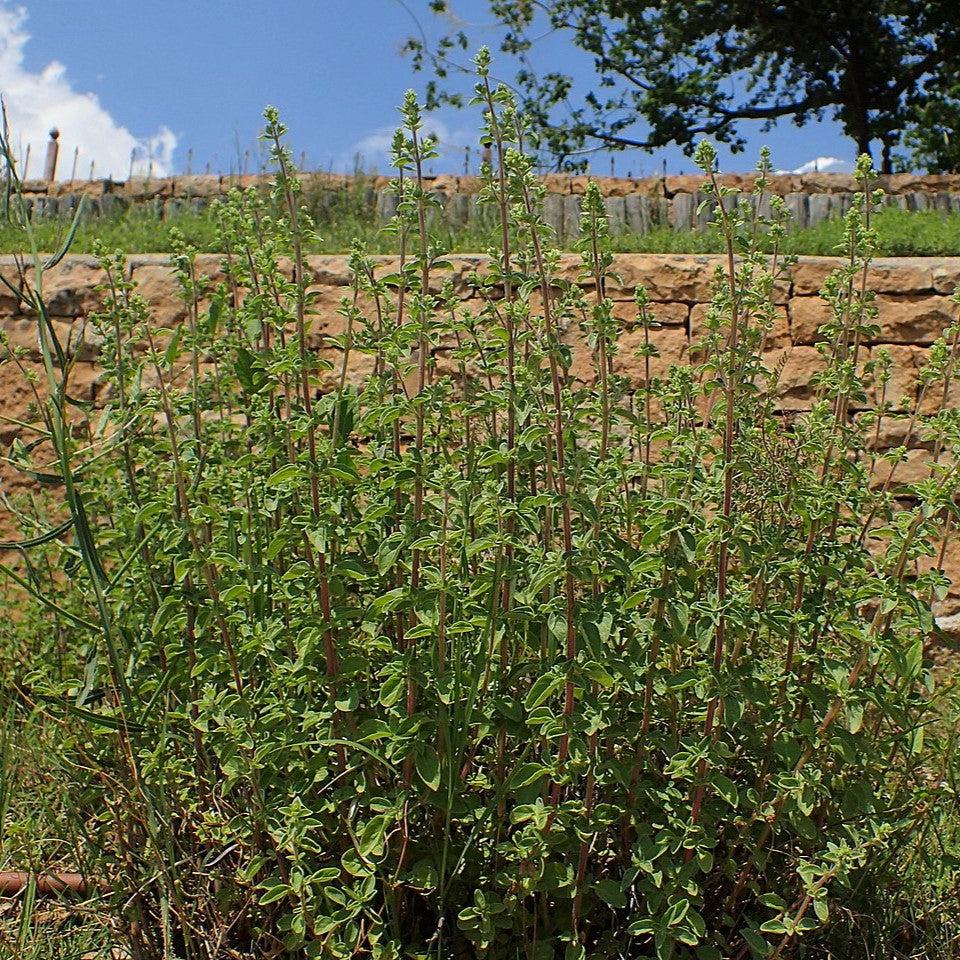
[1,0,856,179]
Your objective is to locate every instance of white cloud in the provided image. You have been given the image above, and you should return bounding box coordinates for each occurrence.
[0,4,175,180]
[782,156,853,175]
[348,116,476,172]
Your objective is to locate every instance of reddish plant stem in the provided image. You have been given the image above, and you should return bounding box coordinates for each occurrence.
[688,172,740,848]
[402,123,432,791]
[516,176,578,803]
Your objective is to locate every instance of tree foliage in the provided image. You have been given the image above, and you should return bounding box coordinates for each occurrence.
[409,0,960,172]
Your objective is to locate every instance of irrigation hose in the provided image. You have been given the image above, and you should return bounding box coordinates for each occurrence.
[0,871,91,896]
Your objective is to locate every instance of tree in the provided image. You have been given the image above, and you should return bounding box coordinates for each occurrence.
[406,0,960,172]
[906,78,960,173]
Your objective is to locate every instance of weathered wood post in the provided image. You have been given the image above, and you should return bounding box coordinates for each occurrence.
[43,128,60,182]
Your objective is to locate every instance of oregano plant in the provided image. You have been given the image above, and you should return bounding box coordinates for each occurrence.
[2,52,959,960]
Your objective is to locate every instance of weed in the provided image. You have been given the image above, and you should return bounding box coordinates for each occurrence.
[1,58,960,959]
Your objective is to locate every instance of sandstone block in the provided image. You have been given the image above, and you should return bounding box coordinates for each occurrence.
[788,297,830,344]
[305,285,358,345]
[873,344,923,411]
[923,544,960,619]
[607,325,689,389]
[599,177,645,198]
[313,345,377,392]
[608,255,718,301]
[663,176,705,195]
[305,254,354,286]
[0,316,74,360]
[0,261,24,314]
[43,257,105,317]
[444,255,494,293]
[0,359,47,444]
[125,253,170,274]
[614,299,688,327]
[691,302,790,349]
[799,174,857,194]
[130,264,186,327]
[69,361,104,405]
[932,261,960,295]
[542,174,573,196]
[121,177,175,200]
[792,257,934,295]
[875,295,957,344]
[763,346,827,411]
[790,294,956,345]
[869,447,948,490]
[859,413,933,450]
[174,176,224,198]
[192,253,229,283]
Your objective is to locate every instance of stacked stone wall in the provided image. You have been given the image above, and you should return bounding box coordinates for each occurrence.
[19,172,960,236]
[2,253,959,619]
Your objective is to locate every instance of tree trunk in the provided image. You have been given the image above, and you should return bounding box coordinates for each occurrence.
[881,140,893,175]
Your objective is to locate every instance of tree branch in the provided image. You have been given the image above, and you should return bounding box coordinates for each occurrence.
[573,91,832,151]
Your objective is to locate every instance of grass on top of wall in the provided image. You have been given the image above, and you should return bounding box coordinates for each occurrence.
[1,204,960,257]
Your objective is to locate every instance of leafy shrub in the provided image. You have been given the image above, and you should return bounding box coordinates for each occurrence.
[2,54,960,959]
